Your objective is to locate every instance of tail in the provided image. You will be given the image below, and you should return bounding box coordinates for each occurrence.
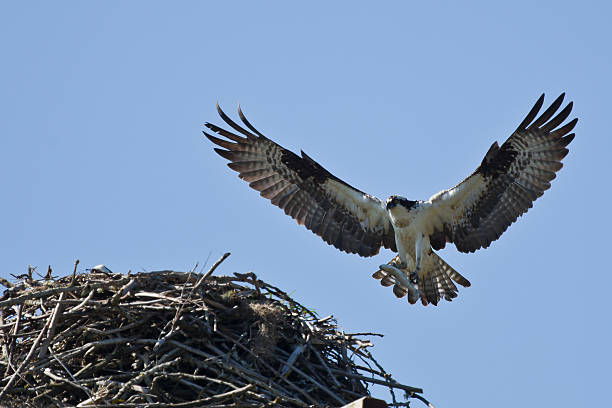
[372,253,471,306]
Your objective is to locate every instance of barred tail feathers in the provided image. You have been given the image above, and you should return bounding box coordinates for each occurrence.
[433,252,471,288]
[372,253,470,306]
[423,252,471,305]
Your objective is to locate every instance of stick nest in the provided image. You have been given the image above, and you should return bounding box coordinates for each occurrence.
[0,257,423,407]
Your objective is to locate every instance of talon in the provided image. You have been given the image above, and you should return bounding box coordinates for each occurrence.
[393,260,407,269]
[379,264,419,298]
[409,271,418,284]
[410,265,421,284]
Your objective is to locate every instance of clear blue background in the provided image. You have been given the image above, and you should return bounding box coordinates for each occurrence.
[1,1,610,406]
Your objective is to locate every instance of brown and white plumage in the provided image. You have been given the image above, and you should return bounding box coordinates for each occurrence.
[205,94,576,306]
[204,103,396,257]
[426,93,576,254]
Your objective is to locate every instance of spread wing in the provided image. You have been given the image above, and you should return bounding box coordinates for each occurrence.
[427,93,577,253]
[205,104,396,257]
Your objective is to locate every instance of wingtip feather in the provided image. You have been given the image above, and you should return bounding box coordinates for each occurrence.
[515,93,545,132]
[559,133,575,148]
[238,104,267,138]
[529,93,566,130]
[213,148,234,160]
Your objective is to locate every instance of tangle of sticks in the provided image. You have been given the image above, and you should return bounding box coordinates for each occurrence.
[0,255,427,407]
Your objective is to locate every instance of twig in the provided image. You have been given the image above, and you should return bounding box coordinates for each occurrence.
[343,332,384,338]
[49,348,92,396]
[3,304,22,376]
[70,259,79,286]
[39,292,67,359]
[112,358,180,401]
[84,384,254,408]
[308,344,342,387]
[0,279,129,308]
[331,370,423,394]
[43,367,92,398]
[45,265,53,280]
[271,354,346,406]
[193,252,230,290]
[362,347,400,403]
[67,289,95,313]
[0,314,51,399]
[110,278,136,305]
[211,329,319,405]
[280,344,305,378]
[0,277,13,288]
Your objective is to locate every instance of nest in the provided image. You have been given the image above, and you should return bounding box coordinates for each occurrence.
[0,255,428,407]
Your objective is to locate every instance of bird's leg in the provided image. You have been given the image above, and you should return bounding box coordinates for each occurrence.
[379,264,419,298]
[411,234,425,283]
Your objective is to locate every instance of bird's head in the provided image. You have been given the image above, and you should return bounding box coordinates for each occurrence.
[386,195,418,211]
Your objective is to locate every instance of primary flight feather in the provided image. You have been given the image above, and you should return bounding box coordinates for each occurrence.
[205,94,576,306]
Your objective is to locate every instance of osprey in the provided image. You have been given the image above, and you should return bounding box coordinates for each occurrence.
[205,94,576,306]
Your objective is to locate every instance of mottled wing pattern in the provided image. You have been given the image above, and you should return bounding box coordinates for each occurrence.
[205,104,396,256]
[428,93,577,253]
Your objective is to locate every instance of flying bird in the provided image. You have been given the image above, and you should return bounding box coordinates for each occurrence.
[204,94,576,306]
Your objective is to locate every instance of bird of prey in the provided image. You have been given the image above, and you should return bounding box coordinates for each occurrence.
[204,94,576,306]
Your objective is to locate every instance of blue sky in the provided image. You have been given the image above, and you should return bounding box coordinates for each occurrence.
[1,1,610,406]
